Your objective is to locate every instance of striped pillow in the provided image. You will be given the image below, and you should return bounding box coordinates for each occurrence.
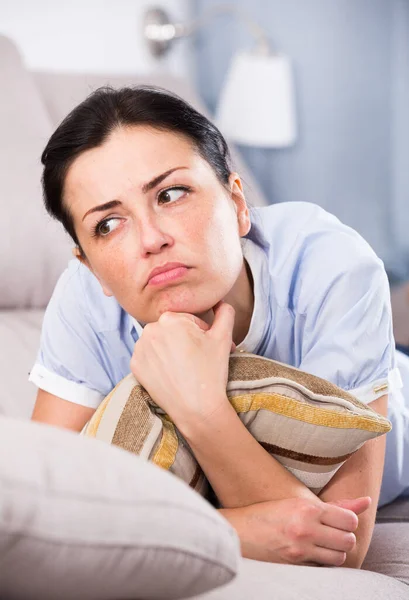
[82,353,392,496]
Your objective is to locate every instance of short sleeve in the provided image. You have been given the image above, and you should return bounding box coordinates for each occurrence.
[29,264,114,408]
[296,229,402,404]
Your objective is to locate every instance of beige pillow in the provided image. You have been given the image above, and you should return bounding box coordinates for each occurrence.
[82,353,392,496]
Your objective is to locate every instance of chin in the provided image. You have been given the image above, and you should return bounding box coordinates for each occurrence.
[154,287,221,319]
[156,299,211,318]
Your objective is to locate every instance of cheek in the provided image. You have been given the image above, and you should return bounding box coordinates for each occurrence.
[177,204,243,301]
[87,244,138,295]
[195,202,242,265]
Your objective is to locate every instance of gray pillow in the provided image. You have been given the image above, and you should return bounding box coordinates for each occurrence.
[0,416,239,600]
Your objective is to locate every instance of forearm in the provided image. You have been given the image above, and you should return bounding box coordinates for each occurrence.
[341,545,366,569]
[182,398,317,508]
[317,395,388,569]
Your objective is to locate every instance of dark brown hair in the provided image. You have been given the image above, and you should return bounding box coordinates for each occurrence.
[41,85,232,249]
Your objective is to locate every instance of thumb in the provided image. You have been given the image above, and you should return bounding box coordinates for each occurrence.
[327,496,372,516]
[190,314,234,351]
[210,301,235,342]
[186,314,210,332]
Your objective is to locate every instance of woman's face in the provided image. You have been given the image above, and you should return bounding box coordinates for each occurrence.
[64,125,251,323]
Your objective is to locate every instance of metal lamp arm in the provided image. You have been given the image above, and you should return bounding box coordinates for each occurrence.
[143,4,272,57]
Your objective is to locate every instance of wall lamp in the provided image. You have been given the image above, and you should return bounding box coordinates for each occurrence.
[143,4,297,148]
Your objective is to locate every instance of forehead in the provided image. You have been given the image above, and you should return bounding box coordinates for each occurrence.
[64,126,207,205]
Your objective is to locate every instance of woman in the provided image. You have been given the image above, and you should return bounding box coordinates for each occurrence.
[30,86,409,570]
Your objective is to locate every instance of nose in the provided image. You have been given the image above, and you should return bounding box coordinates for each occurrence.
[137,213,173,257]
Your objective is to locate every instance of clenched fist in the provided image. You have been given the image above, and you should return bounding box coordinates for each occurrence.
[130,301,236,434]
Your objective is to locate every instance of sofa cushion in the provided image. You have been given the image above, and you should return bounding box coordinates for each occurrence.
[83,353,392,497]
[0,35,71,309]
[0,416,239,600]
[187,555,409,600]
[361,522,409,585]
[0,310,44,419]
[376,496,409,522]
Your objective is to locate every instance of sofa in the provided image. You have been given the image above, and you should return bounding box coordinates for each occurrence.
[1,33,409,598]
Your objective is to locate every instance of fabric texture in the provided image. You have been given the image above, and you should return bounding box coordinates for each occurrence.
[379,350,409,506]
[376,497,409,522]
[83,353,392,496]
[0,416,239,600]
[186,556,409,600]
[362,523,409,585]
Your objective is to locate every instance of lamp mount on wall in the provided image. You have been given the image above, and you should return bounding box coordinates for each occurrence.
[143,4,297,148]
[143,4,271,58]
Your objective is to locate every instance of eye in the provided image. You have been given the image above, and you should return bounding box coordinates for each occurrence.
[92,217,121,238]
[157,186,189,205]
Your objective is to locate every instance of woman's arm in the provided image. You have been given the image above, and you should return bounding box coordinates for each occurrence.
[183,401,373,567]
[132,306,321,506]
[131,305,372,566]
[318,394,388,569]
[31,389,96,432]
[183,398,318,507]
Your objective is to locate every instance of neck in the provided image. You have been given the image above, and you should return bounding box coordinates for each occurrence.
[228,258,254,345]
[198,258,254,346]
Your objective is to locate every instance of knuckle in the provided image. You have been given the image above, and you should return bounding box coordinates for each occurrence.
[286,545,305,562]
[288,521,310,541]
[299,500,321,520]
[158,311,174,323]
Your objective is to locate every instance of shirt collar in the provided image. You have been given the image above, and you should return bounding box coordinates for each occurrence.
[235,237,270,354]
[128,237,270,350]
[130,316,144,338]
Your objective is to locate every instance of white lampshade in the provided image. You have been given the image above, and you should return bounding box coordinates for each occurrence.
[215,50,297,148]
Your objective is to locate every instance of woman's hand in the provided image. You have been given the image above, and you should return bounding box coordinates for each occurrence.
[130,302,235,432]
[220,495,371,567]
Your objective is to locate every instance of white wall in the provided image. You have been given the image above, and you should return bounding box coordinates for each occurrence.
[0,0,193,77]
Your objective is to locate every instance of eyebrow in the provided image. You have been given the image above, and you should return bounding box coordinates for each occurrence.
[82,166,188,222]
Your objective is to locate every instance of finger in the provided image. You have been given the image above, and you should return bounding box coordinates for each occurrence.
[159,311,210,332]
[307,548,347,567]
[329,496,372,516]
[187,314,211,332]
[315,525,356,553]
[210,301,235,340]
[320,504,359,532]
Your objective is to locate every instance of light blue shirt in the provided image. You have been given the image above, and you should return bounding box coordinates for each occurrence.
[29,201,409,506]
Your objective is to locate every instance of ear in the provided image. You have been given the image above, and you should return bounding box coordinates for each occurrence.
[72,247,114,298]
[228,172,251,237]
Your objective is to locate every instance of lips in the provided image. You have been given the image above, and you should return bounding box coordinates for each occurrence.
[146,262,189,286]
